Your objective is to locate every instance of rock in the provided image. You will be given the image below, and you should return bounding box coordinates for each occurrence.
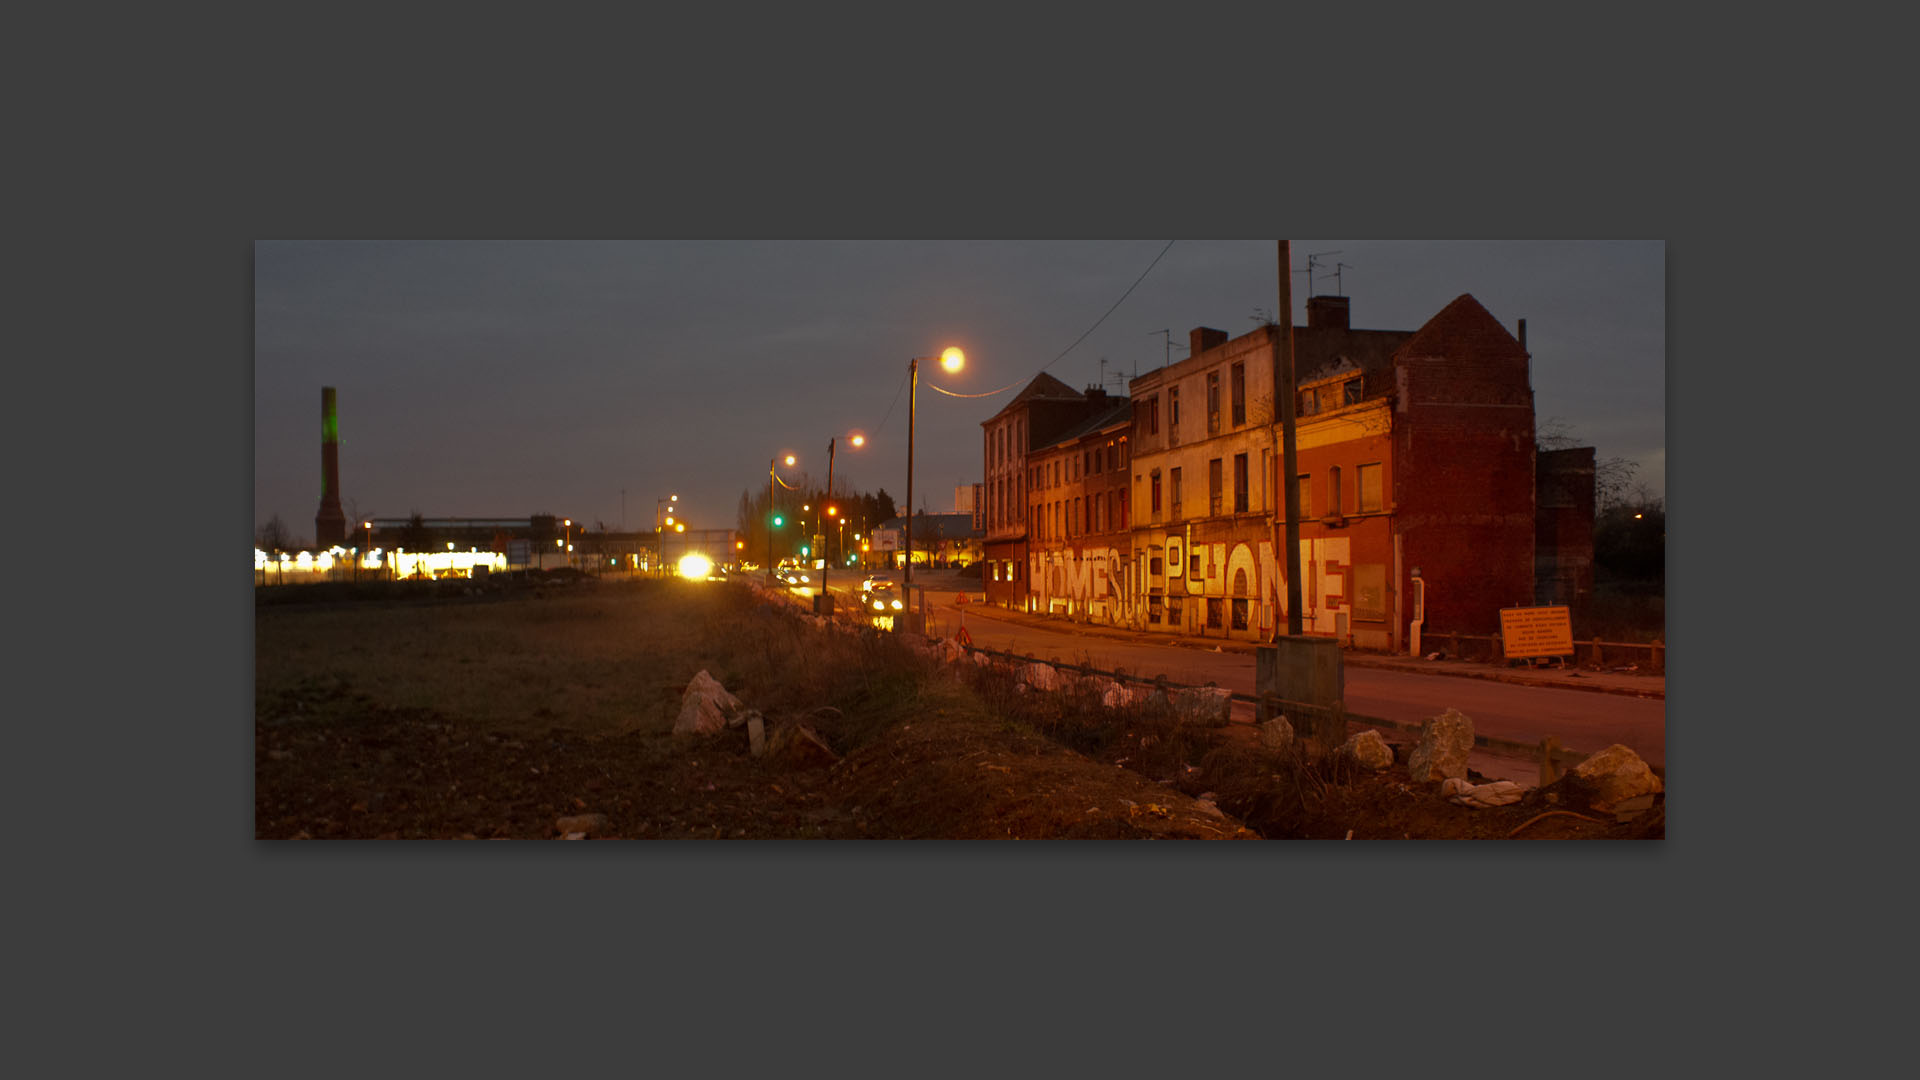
[554,813,608,836]
[1569,744,1663,811]
[972,651,992,667]
[673,669,743,735]
[727,708,762,731]
[767,721,840,769]
[1341,729,1394,770]
[1193,798,1225,818]
[1259,716,1295,753]
[1023,663,1059,691]
[1408,708,1475,783]
[748,714,767,757]
[1170,685,1233,727]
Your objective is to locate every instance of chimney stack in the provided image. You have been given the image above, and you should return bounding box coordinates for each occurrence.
[315,386,346,547]
[1307,295,1350,330]
[1517,318,1528,353]
[1190,327,1228,357]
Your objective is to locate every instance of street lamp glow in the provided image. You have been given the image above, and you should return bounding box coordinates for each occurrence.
[850,434,865,447]
[676,553,714,580]
[940,347,965,373]
[784,455,796,466]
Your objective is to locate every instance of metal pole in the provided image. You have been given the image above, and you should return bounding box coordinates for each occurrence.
[823,437,836,608]
[906,357,917,604]
[1276,240,1303,637]
[768,457,775,587]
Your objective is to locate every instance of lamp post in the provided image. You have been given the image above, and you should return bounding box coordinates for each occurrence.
[362,520,373,582]
[769,454,794,586]
[905,348,965,623]
[654,495,678,575]
[819,432,865,615]
[563,519,572,572]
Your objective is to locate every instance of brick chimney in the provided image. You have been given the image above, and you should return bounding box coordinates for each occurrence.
[1190,327,1228,356]
[1307,295,1350,330]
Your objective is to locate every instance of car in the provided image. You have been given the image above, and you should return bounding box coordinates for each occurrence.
[859,575,892,593]
[861,580,904,613]
[778,568,810,587]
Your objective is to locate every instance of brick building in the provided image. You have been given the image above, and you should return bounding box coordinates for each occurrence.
[993,293,1591,649]
[979,374,1120,609]
[1027,392,1131,620]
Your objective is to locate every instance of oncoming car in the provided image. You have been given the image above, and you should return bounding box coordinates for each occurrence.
[861,580,904,613]
[778,567,811,588]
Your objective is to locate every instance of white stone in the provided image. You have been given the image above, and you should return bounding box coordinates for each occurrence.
[1570,743,1663,810]
[1409,708,1474,782]
[1259,716,1295,753]
[1342,729,1394,770]
[1023,663,1059,691]
[673,669,744,736]
[1171,686,1233,726]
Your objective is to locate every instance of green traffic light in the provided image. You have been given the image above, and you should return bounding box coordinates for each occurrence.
[801,546,810,556]
[773,516,784,527]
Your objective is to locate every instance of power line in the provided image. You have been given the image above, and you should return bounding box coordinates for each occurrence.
[928,240,1178,400]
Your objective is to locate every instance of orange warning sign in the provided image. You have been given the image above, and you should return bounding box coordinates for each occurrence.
[1499,605,1574,659]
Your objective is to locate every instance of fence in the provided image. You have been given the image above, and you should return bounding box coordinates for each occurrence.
[1421,631,1665,674]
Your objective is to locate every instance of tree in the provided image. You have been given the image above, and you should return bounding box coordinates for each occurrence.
[1594,491,1664,586]
[256,514,294,553]
[1537,416,1639,510]
[401,511,434,554]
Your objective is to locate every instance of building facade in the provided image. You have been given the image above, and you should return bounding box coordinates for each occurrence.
[993,293,1580,650]
[979,374,1116,610]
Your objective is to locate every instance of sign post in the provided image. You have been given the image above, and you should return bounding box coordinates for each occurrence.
[1499,605,1574,662]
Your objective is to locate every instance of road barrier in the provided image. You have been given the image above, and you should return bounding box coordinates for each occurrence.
[1421,631,1665,674]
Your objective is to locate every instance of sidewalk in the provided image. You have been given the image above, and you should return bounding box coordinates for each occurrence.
[940,592,1664,701]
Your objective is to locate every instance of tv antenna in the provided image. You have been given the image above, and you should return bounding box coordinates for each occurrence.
[1329,261,1353,297]
[1306,250,1342,297]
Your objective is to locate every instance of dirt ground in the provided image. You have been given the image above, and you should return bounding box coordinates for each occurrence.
[254,578,1662,840]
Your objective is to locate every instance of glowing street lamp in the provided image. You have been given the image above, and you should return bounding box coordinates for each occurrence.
[769,454,798,586]
[906,347,964,616]
[816,431,864,615]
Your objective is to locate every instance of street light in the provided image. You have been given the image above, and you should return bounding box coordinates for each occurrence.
[362,520,373,581]
[906,347,965,623]
[769,454,797,586]
[817,432,865,615]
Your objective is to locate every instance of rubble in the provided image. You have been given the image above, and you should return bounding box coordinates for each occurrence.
[1408,707,1474,782]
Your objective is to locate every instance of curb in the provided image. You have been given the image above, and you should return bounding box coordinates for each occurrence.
[945,597,1664,701]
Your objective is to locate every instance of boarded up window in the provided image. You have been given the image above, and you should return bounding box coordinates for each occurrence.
[1353,563,1386,621]
[1358,462,1383,513]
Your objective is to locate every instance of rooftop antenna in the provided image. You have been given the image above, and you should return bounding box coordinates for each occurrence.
[1306,250,1342,297]
[1147,329,1167,376]
[1330,261,1353,297]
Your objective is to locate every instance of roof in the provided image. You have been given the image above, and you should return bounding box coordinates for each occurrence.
[1393,294,1527,364]
[982,372,1083,424]
[1033,398,1131,453]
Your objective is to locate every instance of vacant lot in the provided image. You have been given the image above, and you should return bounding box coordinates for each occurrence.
[255,578,1660,839]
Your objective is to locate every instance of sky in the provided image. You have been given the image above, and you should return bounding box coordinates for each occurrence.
[253,240,1664,545]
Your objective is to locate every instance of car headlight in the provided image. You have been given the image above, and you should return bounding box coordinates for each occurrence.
[872,600,885,611]
[891,599,903,610]
[800,575,809,583]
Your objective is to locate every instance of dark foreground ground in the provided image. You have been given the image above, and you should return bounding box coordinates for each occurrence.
[255,578,1662,839]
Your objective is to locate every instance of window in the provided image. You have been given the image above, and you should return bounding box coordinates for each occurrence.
[1343,378,1362,406]
[1261,448,1270,512]
[1234,453,1249,513]
[1170,467,1183,520]
[1328,466,1343,517]
[1231,598,1248,630]
[1300,388,1318,416]
[1296,475,1312,521]
[1357,462,1383,513]
[1353,564,1386,620]
[1143,397,1160,435]
[1169,386,1180,428]
[1190,553,1202,576]
[1150,471,1162,518]
[1118,437,1128,467]
[1206,598,1223,629]
[1149,594,1165,623]
[1208,457,1223,516]
[1106,440,1116,471]
[1231,362,1246,426]
[1207,371,1221,434]
[1120,488,1129,530]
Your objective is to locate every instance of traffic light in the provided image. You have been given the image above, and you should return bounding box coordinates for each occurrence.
[801,546,810,556]
[773,516,784,527]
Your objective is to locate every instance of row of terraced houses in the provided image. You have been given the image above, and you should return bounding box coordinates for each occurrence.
[978,293,1597,649]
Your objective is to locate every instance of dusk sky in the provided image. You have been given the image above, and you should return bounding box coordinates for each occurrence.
[253,240,1664,545]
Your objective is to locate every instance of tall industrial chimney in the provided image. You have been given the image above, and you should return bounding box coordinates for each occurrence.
[315,386,346,547]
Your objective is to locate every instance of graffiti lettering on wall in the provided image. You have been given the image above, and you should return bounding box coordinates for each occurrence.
[1027,537,1351,635]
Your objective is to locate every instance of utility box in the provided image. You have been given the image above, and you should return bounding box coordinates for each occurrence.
[813,593,835,617]
[1255,636,1346,747]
